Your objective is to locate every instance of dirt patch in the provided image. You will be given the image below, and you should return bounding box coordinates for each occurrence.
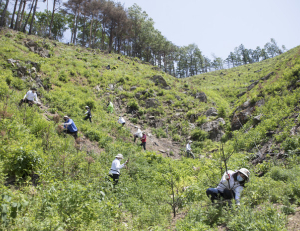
[287,207,300,231]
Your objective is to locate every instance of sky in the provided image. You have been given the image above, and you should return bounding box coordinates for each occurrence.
[120,0,300,59]
[11,0,300,60]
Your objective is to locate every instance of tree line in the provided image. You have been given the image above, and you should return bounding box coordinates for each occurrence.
[0,0,286,78]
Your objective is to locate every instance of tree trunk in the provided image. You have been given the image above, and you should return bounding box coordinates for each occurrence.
[73,14,79,44]
[10,0,19,29]
[0,0,10,27]
[18,0,26,30]
[22,0,33,32]
[28,0,38,35]
[89,15,93,47]
[108,24,113,53]
[49,0,56,37]
[81,16,86,46]
[14,0,23,30]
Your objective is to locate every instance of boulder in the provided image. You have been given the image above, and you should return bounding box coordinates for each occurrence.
[151,75,171,89]
[231,107,255,131]
[206,107,218,117]
[253,114,263,125]
[145,98,159,108]
[201,118,225,141]
[135,92,142,99]
[195,92,207,103]
[175,95,181,100]
[130,86,137,91]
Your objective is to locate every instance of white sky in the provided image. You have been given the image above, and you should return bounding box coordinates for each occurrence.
[12,0,300,59]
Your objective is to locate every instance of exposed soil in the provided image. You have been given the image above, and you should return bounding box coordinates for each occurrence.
[287,207,300,231]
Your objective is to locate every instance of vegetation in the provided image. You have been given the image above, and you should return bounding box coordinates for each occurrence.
[0,28,299,230]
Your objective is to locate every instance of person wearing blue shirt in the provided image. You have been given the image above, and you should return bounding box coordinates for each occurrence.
[62,115,78,139]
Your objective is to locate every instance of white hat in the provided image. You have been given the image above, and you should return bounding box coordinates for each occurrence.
[64,115,69,119]
[85,106,89,108]
[189,140,193,143]
[115,154,124,159]
[238,168,250,181]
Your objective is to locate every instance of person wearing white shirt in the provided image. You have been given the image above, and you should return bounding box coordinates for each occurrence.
[109,154,128,184]
[118,116,125,126]
[133,126,142,142]
[19,88,38,107]
[186,140,195,159]
[206,168,250,205]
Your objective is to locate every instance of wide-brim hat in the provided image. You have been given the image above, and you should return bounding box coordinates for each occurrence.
[85,106,89,108]
[238,168,250,181]
[63,115,69,119]
[115,154,123,159]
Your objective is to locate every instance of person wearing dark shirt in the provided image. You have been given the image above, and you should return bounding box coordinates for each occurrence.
[84,106,92,123]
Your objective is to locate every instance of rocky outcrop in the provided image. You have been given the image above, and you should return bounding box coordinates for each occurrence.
[25,40,50,58]
[151,75,171,89]
[231,99,265,131]
[145,98,159,108]
[195,92,207,103]
[201,118,225,141]
[206,107,218,117]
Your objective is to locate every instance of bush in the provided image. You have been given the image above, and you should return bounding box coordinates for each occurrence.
[269,166,289,182]
[191,129,208,141]
[58,71,69,82]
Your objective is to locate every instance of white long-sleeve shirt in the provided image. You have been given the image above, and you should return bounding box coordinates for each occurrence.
[109,158,125,175]
[134,129,142,138]
[118,117,125,124]
[23,90,38,101]
[217,170,244,203]
[186,143,192,151]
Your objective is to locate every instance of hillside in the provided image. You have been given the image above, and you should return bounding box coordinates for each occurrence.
[0,28,300,230]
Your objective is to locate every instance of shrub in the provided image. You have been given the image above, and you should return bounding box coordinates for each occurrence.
[218,106,226,118]
[191,129,208,141]
[127,100,139,110]
[269,166,290,182]
[58,71,69,82]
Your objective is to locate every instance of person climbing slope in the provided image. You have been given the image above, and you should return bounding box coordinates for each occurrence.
[118,115,125,126]
[19,87,38,107]
[107,101,114,114]
[109,154,128,185]
[140,131,146,150]
[186,140,195,159]
[206,168,250,205]
[84,106,92,122]
[133,126,142,143]
[62,115,78,139]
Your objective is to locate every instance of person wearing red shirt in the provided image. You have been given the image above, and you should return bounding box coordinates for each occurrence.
[140,132,146,150]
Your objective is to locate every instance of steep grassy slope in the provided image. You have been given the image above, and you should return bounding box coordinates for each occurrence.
[0,28,300,230]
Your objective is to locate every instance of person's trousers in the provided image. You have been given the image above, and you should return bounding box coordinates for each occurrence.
[84,115,92,122]
[109,174,120,184]
[19,99,33,107]
[206,188,235,202]
[64,130,78,139]
[186,150,195,159]
[140,142,146,150]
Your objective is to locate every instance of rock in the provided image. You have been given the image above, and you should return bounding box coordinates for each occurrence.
[166,100,173,105]
[190,114,195,123]
[254,69,262,73]
[148,119,164,128]
[176,109,184,112]
[247,80,259,91]
[108,84,114,90]
[237,91,246,98]
[206,107,218,117]
[145,98,159,108]
[94,85,101,91]
[253,114,263,124]
[135,92,142,99]
[31,67,36,73]
[231,107,255,131]
[195,92,207,103]
[148,116,155,119]
[118,86,123,91]
[130,86,137,91]
[7,59,18,66]
[151,75,171,89]
[201,119,225,141]
[261,72,274,81]
[175,95,181,100]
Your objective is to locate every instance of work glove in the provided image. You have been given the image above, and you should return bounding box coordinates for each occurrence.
[225,173,230,180]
